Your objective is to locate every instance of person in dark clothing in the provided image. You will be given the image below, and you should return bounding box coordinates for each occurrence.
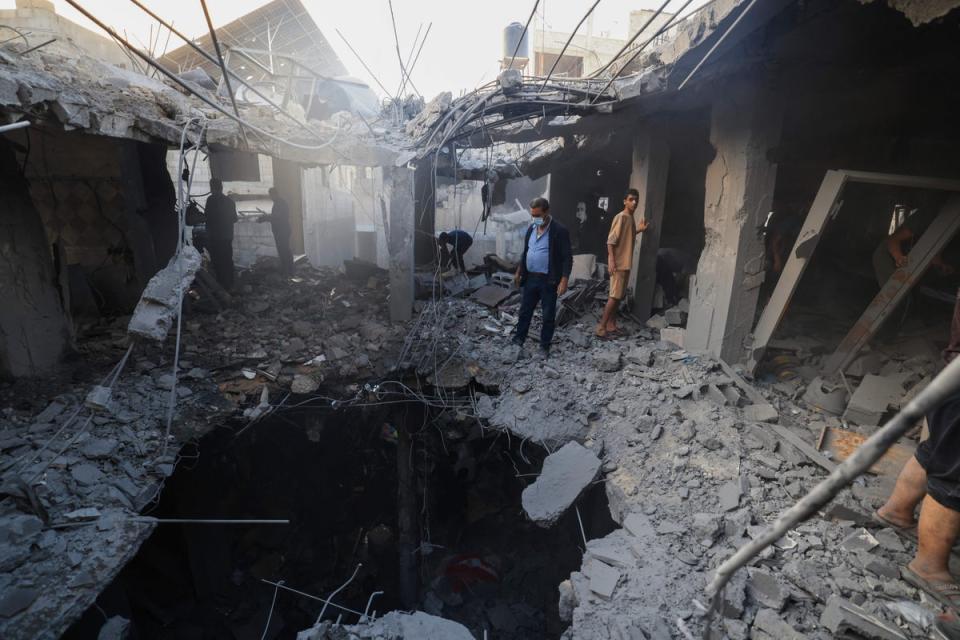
[204,178,238,290]
[260,187,294,277]
[876,289,960,609]
[437,230,473,273]
[511,197,572,360]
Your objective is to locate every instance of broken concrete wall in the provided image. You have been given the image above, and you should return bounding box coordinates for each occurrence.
[0,138,72,377]
[301,164,371,269]
[12,128,162,314]
[686,81,781,363]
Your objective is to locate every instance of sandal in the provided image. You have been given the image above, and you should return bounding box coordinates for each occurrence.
[901,566,960,610]
[872,510,918,542]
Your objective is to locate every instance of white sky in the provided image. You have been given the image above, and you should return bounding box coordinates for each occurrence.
[8,0,707,99]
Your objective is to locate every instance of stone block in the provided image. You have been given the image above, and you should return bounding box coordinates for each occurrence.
[522,442,601,526]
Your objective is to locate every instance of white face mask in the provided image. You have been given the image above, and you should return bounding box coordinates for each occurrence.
[532,216,546,227]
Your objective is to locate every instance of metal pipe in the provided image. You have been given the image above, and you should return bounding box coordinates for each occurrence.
[199,0,248,148]
[704,353,960,635]
[589,0,671,78]
[537,0,602,95]
[677,0,760,90]
[590,0,695,104]
[0,120,31,134]
[508,0,541,70]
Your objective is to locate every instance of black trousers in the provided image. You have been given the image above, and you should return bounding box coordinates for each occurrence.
[916,394,960,511]
[208,238,234,290]
[274,233,294,277]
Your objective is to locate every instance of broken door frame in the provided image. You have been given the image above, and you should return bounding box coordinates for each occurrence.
[747,170,960,374]
[822,194,960,375]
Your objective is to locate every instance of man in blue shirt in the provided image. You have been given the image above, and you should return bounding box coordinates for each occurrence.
[511,197,573,360]
[437,230,473,273]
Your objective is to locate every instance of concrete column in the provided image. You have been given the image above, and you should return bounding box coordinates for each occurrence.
[686,83,782,363]
[0,139,72,378]
[387,166,415,322]
[627,123,670,321]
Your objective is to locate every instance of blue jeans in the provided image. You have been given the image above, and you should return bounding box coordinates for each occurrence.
[513,273,557,350]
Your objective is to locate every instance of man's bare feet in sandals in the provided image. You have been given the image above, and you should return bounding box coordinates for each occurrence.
[901,564,960,610]
[874,509,918,540]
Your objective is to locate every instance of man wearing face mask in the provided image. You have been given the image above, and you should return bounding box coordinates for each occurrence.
[511,197,573,360]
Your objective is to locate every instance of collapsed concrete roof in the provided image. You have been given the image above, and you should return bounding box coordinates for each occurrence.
[0,45,399,167]
[160,0,346,81]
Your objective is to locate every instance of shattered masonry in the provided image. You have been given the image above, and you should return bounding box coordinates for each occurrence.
[3,0,960,639]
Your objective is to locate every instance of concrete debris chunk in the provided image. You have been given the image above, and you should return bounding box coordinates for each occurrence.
[594,349,623,372]
[70,463,105,486]
[753,608,807,640]
[840,528,880,553]
[300,610,474,640]
[743,403,779,423]
[660,327,685,347]
[820,595,907,640]
[290,374,320,394]
[0,587,39,618]
[127,246,202,341]
[97,616,131,640]
[748,569,787,611]
[623,511,656,539]
[584,559,621,599]
[718,481,742,512]
[63,507,101,521]
[802,377,847,415]
[646,314,668,329]
[0,515,43,543]
[585,534,637,569]
[843,374,906,425]
[522,442,601,526]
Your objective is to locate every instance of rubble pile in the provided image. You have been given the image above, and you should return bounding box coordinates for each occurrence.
[0,259,402,639]
[403,294,947,639]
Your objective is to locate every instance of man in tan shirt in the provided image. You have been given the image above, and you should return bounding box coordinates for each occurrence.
[596,189,648,337]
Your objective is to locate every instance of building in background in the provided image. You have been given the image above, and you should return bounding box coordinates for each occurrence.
[531,9,674,77]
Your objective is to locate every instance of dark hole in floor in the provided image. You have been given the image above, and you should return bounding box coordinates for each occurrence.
[65,396,616,639]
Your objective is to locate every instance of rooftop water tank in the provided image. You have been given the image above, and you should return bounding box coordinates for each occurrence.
[503,21,529,62]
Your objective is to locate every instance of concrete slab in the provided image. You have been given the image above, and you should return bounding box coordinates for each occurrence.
[584,559,621,600]
[471,284,513,308]
[843,374,905,425]
[521,441,602,527]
